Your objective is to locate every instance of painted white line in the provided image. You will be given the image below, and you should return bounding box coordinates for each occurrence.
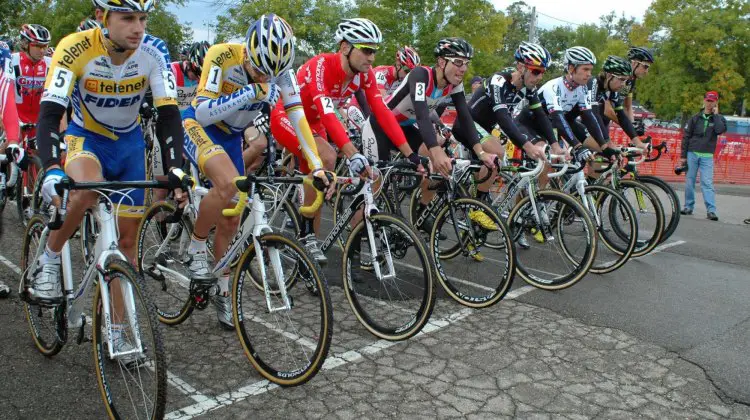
[392,260,496,293]
[505,285,536,299]
[650,240,686,254]
[0,253,22,275]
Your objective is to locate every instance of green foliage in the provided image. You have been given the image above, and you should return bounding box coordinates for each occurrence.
[2,0,190,59]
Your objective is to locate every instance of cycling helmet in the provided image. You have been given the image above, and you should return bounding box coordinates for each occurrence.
[92,0,155,13]
[77,18,102,32]
[334,18,383,45]
[245,14,296,77]
[563,46,596,67]
[627,46,654,63]
[188,41,210,75]
[45,46,55,57]
[434,37,474,59]
[602,55,632,76]
[514,42,551,68]
[20,24,51,44]
[396,46,420,69]
[0,37,14,52]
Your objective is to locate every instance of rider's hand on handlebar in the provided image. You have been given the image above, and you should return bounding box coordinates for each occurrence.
[478,151,498,169]
[312,169,336,200]
[522,141,547,161]
[549,142,570,161]
[429,146,452,178]
[167,168,191,208]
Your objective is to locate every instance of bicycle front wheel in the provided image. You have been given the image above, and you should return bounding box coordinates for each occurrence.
[509,190,596,290]
[636,175,680,244]
[21,214,66,356]
[431,198,515,307]
[617,180,665,257]
[17,155,42,226]
[580,185,638,274]
[343,213,436,340]
[92,259,167,420]
[233,232,333,386]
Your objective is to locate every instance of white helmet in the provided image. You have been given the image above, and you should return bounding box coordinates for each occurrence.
[564,46,596,67]
[92,0,155,13]
[245,14,296,77]
[334,18,382,45]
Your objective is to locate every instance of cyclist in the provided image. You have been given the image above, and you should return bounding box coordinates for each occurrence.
[538,46,607,162]
[374,45,421,96]
[1,40,18,298]
[362,37,498,232]
[270,18,422,264]
[31,0,187,305]
[622,46,654,128]
[183,14,330,329]
[12,24,52,139]
[77,18,103,32]
[589,55,648,150]
[172,41,209,111]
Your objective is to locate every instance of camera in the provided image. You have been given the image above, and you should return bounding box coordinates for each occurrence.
[674,164,688,175]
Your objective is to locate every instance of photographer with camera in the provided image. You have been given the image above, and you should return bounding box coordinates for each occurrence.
[679,91,726,221]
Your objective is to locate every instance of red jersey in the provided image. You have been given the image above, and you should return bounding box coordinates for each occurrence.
[293,52,406,149]
[11,52,50,124]
[373,65,400,95]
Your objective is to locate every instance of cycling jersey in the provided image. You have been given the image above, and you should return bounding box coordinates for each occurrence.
[538,76,605,146]
[169,61,198,111]
[12,51,51,125]
[588,76,637,139]
[465,71,556,148]
[373,65,401,96]
[362,66,480,162]
[1,42,19,143]
[620,77,636,97]
[42,28,178,139]
[272,51,407,172]
[184,42,321,172]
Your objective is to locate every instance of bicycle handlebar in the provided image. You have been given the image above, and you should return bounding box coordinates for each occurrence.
[222,175,326,218]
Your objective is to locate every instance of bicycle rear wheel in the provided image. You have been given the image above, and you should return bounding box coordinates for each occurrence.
[92,259,167,420]
[233,232,333,386]
[17,155,42,226]
[136,201,195,325]
[21,214,66,356]
[343,213,436,340]
[636,175,680,244]
[616,180,665,257]
[509,190,596,290]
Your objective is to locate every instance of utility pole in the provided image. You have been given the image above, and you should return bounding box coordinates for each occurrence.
[528,6,537,43]
[203,20,211,43]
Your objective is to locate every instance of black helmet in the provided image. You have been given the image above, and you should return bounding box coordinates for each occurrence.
[434,37,474,59]
[627,46,654,63]
[188,41,210,75]
[602,55,632,76]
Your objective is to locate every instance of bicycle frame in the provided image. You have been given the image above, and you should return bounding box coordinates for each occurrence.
[27,197,143,360]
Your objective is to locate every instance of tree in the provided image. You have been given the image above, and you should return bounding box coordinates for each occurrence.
[638,0,749,118]
[500,1,533,57]
[599,11,637,42]
[4,0,189,59]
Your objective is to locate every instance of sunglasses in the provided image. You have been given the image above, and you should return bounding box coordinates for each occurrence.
[353,43,379,56]
[636,61,651,70]
[526,66,545,76]
[445,57,470,68]
[30,43,49,48]
[613,75,630,82]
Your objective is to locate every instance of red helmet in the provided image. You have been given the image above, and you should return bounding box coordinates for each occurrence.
[396,46,420,70]
[20,24,51,45]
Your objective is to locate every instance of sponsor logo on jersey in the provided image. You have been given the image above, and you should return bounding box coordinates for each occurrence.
[142,35,170,64]
[210,48,234,68]
[83,94,142,108]
[57,36,93,68]
[84,76,147,95]
[16,76,45,89]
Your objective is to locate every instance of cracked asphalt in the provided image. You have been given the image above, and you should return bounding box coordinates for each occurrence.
[1,189,749,419]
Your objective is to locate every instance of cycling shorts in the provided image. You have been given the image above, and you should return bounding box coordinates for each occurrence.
[182,106,244,176]
[63,122,146,217]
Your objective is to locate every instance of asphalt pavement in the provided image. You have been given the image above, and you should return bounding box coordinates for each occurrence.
[1,187,749,419]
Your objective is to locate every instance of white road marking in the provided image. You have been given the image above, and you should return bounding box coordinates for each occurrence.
[0,253,23,275]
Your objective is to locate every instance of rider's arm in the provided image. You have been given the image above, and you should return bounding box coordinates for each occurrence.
[353,89,370,119]
[623,94,634,122]
[578,88,606,145]
[146,40,184,170]
[529,95,557,145]
[362,69,409,149]
[0,75,19,144]
[192,85,265,127]
[612,100,638,140]
[549,111,580,147]
[37,102,66,169]
[405,67,439,149]
[278,69,323,171]
[451,91,483,153]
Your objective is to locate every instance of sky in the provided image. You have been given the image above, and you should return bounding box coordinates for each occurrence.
[166,0,655,43]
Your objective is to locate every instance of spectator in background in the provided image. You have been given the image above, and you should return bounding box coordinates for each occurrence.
[679,91,727,221]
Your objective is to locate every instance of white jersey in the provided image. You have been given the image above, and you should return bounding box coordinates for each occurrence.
[538,76,591,114]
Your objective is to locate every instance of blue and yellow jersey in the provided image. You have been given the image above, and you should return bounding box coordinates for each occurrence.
[42,28,178,140]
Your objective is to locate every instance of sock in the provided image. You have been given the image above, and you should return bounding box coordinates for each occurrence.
[218,272,230,296]
[301,217,315,237]
[188,233,207,254]
[40,245,61,265]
